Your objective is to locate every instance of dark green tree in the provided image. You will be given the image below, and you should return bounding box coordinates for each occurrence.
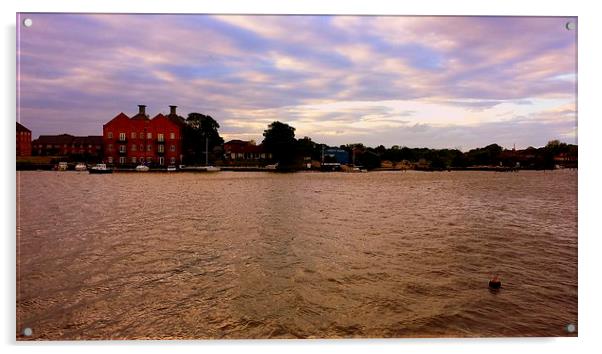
[262,121,298,167]
[297,136,323,161]
[183,113,224,165]
[357,150,381,170]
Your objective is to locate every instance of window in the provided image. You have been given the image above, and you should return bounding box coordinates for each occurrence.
[159,157,164,165]
[119,157,126,164]
[108,144,113,151]
[108,157,113,163]
[131,145,137,151]
[170,132,175,139]
[170,145,175,152]
[170,157,176,164]
[140,132,144,139]
[147,132,152,139]
[119,145,126,153]
[158,133,164,142]
[140,144,144,151]
[119,132,126,141]
[108,132,113,139]
[131,157,137,163]
[147,145,152,152]
[131,132,137,139]
[158,145,164,153]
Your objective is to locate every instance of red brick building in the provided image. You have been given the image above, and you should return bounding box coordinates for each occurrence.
[32,134,103,158]
[16,122,32,156]
[223,140,271,161]
[103,105,185,166]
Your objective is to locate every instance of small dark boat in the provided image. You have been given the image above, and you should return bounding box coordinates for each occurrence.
[489,276,502,290]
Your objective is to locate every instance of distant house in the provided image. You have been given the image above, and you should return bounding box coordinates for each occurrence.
[32,134,103,158]
[223,140,271,161]
[16,122,32,156]
[103,105,185,166]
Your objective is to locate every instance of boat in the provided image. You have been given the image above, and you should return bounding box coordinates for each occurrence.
[204,166,220,172]
[56,162,68,171]
[190,137,220,172]
[89,163,112,174]
[167,165,177,172]
[265,163,279,170]
[183,166,220,172]
[75,163,87,171]
[135,165,150,172]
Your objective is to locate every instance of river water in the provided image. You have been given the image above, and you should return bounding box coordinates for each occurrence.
[16,170,577,339]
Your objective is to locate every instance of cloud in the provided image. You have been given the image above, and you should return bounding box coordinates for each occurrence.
[17,14,577,149]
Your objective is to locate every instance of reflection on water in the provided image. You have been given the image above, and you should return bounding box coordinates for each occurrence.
[16,170,577,339]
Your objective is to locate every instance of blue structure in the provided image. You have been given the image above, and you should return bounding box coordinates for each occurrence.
[324,148,350,164]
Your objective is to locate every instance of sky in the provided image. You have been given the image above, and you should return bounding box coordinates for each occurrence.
[17,14,577,150]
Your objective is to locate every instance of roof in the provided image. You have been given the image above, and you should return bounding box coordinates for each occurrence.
[131,112,150,120]
[32,134,103,146]
[104,112,130,127]
[16,122,31,133]
[225,139,249,145]
[33,134,75,146]
[224,140,265,153]
[166,113,187,127]
[72,136,103,146]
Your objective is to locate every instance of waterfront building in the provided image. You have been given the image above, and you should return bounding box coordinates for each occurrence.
[16,122,32,156]
[324,148,350,164]
[32,134,103,158]
[103,105,184,166]
[223,140,271,161]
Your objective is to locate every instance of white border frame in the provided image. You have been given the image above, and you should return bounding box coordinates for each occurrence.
[3,1,600,353]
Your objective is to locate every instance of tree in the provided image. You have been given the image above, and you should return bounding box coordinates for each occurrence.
[183,113,224,165]
[297,136,323,161]
[357,150,381,170]
[262,121,298,167]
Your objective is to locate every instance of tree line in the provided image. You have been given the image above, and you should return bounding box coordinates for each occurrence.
[180,113,577,170]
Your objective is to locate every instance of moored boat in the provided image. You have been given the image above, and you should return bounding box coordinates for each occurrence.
[56,162,68,171]
[89,163,112,174]
[183,166,220,172]
[204,166,220,172]
[135,165,150,172]
[75,163,87,171]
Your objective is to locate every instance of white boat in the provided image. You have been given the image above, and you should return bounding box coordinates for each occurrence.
[192,137,220,172]
[89,163,112,174]
[57,162,68,171]
[135,165,150,172]
[265,163,279,170]
[75,163,87,171]
[183,166,220,172]
[204,166,220,172]
[167,165,177,172]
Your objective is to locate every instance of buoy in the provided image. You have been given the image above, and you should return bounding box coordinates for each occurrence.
[489,275,502,289]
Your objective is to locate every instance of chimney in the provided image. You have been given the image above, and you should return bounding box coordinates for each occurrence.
[138,105,146,115]
[169,105,177,115]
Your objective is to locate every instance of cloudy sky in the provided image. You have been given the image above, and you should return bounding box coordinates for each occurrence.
[17,14,576,150]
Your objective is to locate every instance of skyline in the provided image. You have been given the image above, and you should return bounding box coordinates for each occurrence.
[17,14,577,150]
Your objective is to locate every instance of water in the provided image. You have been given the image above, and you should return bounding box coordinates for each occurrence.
[16,170,577,339]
